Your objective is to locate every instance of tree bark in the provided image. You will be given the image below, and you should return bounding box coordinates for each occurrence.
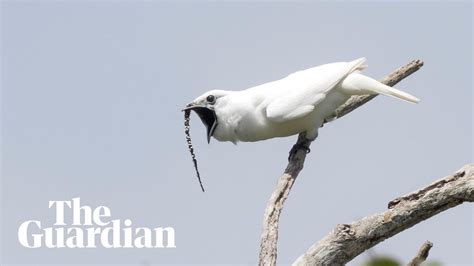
[407,241,433,266]
[259,59,425,266]
[293,164,473,265]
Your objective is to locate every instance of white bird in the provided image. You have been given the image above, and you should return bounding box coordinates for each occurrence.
[183,58,419,145]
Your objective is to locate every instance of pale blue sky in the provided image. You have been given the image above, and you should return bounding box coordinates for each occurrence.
[1,1,472,265]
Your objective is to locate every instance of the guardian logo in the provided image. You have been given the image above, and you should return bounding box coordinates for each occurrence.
[18,198,176,248]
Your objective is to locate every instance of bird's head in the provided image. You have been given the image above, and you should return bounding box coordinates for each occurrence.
[182,90,231,143]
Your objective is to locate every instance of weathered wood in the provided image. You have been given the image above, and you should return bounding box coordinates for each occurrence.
[293,164,473,265]
[407,241,433,266]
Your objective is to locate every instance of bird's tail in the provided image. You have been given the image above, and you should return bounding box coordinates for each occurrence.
[341,73,420,104]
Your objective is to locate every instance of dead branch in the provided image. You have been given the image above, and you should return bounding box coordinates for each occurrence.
[293,164,473,265]
[258,59,424,266]
[407,241,433,266]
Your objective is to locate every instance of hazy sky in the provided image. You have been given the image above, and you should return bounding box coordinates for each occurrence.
[1,1,472,265]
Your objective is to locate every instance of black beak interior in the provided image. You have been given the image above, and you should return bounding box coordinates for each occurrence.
[188,106,217,143]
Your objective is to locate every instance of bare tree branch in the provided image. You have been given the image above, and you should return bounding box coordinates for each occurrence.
[407,241,433,266]
[332,59,424,120]
[258,59,424,266]
[293,164,473,265]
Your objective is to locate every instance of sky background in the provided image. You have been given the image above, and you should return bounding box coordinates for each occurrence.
[1,1,472,265]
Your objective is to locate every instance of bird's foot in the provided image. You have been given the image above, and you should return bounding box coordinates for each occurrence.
[288,143,311,161]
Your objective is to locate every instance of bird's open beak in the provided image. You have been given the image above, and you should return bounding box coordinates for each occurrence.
[182,103,218,143]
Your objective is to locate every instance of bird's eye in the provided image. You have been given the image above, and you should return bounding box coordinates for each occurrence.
[206,95,216,104]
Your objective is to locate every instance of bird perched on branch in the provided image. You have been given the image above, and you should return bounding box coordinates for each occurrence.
[184,57,419,147]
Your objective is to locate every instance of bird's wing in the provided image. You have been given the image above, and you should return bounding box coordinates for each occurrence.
[265,58,366,123]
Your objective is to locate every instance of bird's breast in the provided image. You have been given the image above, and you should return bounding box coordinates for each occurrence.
[213,107,317,142]
[212,89,350,143]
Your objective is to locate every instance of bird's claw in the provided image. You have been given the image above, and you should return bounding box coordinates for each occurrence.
[288,143,311,161]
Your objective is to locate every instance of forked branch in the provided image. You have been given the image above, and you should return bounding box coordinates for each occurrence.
[259,60,425,265]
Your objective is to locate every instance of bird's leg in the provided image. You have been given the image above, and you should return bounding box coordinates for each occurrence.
[288,130,318,161]
[288,132,314,161]
[288,143,311,161]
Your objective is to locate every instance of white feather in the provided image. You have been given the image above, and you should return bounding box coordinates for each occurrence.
[187,58,419,143]
[264,58,367,122]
